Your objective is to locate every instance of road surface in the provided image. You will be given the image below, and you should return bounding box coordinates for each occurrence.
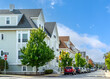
[0,70,109,79]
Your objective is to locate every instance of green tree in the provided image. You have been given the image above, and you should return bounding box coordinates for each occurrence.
[59,51,73,69]
[0,59,8,71]
[95,64,99,69]
[80,58,87,67]
[20,28,55,73]
[105,52,110,70]
[87,63,93,69]
[75,53,81,67]
[75,53,87,67]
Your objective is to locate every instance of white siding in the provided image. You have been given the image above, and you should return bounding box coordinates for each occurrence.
[0,30,17,64]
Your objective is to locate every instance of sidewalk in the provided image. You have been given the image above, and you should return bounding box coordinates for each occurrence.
[43,74,62,77]
[0,73,62,77]
[105,70,110,78]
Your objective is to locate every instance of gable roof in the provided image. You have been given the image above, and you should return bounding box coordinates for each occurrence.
[59,36,70,48]
[70,41,74,46]
[44,22,56,37]
[0,9,42,28]
[59,36,75,49]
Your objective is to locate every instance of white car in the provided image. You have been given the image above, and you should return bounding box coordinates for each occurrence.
[83,68,87,73]
[79,67,85,73]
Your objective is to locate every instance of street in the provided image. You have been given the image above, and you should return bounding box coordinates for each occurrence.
[0,70,109,79]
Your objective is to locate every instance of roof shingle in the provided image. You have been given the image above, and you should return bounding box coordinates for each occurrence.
[0,9,42,28]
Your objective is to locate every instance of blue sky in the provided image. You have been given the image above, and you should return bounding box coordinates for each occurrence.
[0,0,110,62]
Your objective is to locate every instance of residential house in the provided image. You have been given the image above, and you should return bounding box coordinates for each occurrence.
[59,36,77,64]
[0,5,59,74]
[88,59,94,67]
[80,51,86,59]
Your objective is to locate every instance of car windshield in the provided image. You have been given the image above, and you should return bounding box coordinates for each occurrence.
[75,67,79,69]
[66,67,72,69]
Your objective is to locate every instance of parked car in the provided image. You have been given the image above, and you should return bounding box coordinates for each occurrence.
[79,67,85,73]
[90,68,95,72]
[87,68,91,73]
[64,67,76,75]
[83,68,87,73]
[75,67,81,74]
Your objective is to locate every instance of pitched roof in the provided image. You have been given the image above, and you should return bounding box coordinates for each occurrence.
[59,36,69,41]
[0,9,42,28]
[44,22,56,37]
[70,41,74,46]
[59,36,70,48]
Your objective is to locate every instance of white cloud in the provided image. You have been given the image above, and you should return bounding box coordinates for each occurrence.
[35,0,63,9]
[76,24,80,28]
[57,23,110,62]
[50,0,56,9]
[106,6,110,13]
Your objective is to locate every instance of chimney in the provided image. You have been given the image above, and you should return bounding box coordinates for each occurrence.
[9,4,15,11]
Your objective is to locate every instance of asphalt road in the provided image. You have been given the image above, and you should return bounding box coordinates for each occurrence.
[0,70,109,79]
[58,70,109,79]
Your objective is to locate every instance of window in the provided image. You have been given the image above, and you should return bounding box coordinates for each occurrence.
[54,35,56,38]
[42,26,43,29]
[0,50,3,56]
[39,24,41,28]
[6,17,10,24]
[56,57,58,62]
[22,34,28,42]
[22,66,26,71]
[52,47,54,50]
[1,34,4,40]
[18,50,23,59]
[18,34,20,42]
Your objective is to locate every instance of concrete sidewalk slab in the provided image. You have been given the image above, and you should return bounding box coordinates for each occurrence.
[105,71,110,78]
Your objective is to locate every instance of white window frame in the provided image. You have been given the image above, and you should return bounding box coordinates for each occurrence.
[22,66,27,72]
[22,33,28,43]
[5,16,11,25]
[18,33,21,43]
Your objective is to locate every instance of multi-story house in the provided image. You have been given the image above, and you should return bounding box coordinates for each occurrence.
[0,5,59,74]
[80,51,86,59]
[88,59,94,67]
[59,36,77,64]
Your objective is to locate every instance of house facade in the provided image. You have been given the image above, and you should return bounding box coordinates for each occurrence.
[59,36,78,64]
[0,5,60,74]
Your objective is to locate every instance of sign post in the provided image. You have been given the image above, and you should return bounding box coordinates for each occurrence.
[4,54,7,74]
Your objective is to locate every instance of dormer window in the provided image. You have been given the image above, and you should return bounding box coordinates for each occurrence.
[6,17,10,24]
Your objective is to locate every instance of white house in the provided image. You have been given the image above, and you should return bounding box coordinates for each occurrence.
[0,5,60,74]
[59,36,78,64]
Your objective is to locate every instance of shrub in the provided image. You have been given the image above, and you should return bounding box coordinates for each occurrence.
[0,59,8,71]
[44,69,53,74]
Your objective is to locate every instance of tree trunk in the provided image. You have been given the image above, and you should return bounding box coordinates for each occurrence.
[36,66,38,75]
